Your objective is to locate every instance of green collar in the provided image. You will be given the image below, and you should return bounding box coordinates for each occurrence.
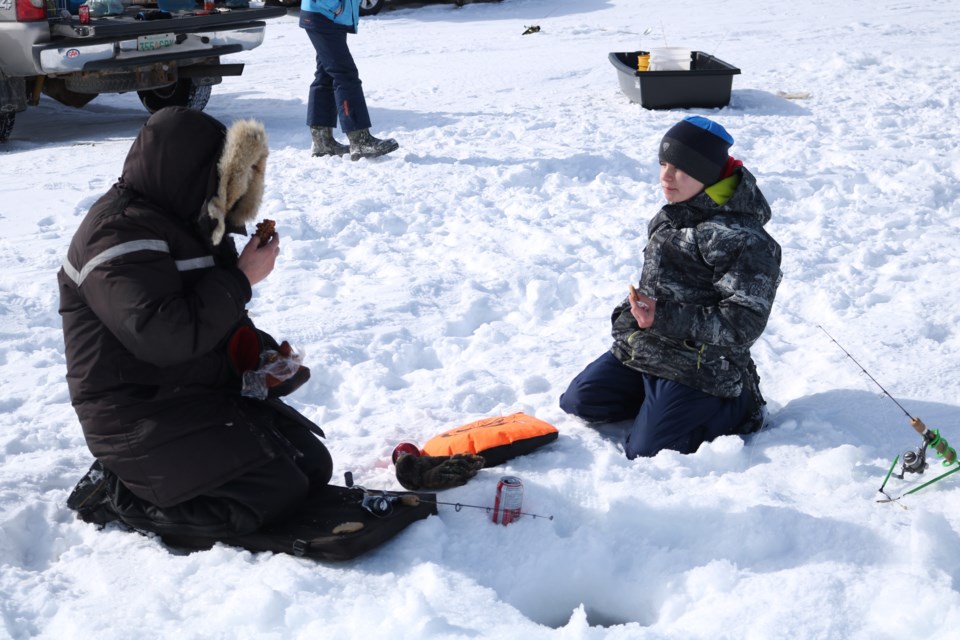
[704,174,740,205]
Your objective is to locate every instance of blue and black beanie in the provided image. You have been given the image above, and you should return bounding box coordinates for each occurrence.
[659,116,734,185]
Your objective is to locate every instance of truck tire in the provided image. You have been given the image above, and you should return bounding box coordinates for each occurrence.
[137,78,212,114]
[0,110,14,143]
[359,0,384,16]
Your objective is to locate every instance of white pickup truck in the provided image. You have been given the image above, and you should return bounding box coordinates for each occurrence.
[0,1,286,142]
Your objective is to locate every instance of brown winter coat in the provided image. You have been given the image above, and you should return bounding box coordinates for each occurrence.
[57,107,286,508]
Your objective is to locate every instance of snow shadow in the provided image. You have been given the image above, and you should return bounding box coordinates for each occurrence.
[415,479,890,629]
[727,89,813,116]
[769,389,960,457]
[369,0,614,22]
[3,98,147,147]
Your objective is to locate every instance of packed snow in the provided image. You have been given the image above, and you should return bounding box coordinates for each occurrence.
[2,0,960,637]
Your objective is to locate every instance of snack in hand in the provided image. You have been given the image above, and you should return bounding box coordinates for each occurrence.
[254,219,276,248]
[629,284,649,310]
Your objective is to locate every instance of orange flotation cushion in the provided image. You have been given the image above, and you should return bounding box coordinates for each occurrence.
[422,412,559,467]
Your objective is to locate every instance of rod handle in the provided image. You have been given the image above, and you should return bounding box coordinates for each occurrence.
[910,417,927,435]
[914,417,957,465]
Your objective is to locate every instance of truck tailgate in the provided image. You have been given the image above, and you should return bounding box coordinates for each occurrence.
[37,6,287,74]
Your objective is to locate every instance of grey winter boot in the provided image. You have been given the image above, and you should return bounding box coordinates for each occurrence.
[310,126,350,157]
[346,128,399,161]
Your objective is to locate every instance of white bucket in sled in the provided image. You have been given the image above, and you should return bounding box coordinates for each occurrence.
[648,47,692,71]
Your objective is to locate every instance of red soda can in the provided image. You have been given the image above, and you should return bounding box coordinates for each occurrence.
[78,4,90,24]
[492,476,523,526]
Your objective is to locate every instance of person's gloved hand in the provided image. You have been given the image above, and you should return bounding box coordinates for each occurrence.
[395,453,485,491]
[228,324,310,399]
[261,340,310,398]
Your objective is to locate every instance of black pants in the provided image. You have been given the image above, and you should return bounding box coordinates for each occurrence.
[108,418,333,540]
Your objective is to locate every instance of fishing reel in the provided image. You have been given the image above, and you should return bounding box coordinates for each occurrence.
[896,441,928,479]
[343,471,421,517]
[343,471,396,516]
[361,493,400,517]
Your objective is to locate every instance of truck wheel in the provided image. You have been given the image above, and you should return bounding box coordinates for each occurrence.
[0,110,14,143]
[137,78,212,114]
[359,0,384,16]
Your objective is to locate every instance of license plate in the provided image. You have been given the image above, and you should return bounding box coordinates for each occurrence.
[137,33,176,52]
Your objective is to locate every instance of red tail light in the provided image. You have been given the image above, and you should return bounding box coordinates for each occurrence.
[16,0,48,22]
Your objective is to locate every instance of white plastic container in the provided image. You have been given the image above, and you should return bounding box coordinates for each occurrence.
[648,47,692,71]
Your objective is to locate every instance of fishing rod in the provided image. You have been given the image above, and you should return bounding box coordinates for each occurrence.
[817,325,958,500]
[409,495,554,521]
[520,5,563,36]
[359,489,554,521]
[345,473,554,521]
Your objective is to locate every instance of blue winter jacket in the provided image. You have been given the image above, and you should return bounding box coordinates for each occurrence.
[300,0,359,32]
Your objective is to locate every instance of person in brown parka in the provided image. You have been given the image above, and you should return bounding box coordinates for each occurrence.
[59,107,332,540]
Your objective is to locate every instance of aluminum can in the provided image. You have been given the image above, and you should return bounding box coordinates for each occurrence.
[391,441,421,465]
[492,476,523,525]
[78,4,90,23]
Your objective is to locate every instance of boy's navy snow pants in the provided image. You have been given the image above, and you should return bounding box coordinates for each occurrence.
[559,352,754,458]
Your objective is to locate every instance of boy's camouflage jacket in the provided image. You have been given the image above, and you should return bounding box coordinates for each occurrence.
[610,167,782,398]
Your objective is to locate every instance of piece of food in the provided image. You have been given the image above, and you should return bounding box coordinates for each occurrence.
[332,522,364,535]
[254,219,276,247]
[629,284,650,310]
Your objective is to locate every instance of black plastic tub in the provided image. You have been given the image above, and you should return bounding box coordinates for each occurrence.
[609,51,741,110]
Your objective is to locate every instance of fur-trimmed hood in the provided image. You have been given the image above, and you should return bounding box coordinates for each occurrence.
[120,107,268,246]
[205,118,269,246]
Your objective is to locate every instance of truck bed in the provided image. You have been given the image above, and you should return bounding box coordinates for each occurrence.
[50,5,288,42]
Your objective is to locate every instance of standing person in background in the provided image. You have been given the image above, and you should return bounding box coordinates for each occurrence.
[560,116,782,459]
[300,0,399,161]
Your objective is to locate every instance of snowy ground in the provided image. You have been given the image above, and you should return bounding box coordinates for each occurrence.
[2,0,960,637]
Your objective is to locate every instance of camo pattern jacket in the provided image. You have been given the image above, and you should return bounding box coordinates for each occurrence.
[610,167,782,398]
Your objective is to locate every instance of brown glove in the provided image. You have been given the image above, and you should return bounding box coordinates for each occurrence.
[395,453,485,491]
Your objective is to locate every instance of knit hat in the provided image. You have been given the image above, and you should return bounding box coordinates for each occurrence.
[658,116,734,186]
